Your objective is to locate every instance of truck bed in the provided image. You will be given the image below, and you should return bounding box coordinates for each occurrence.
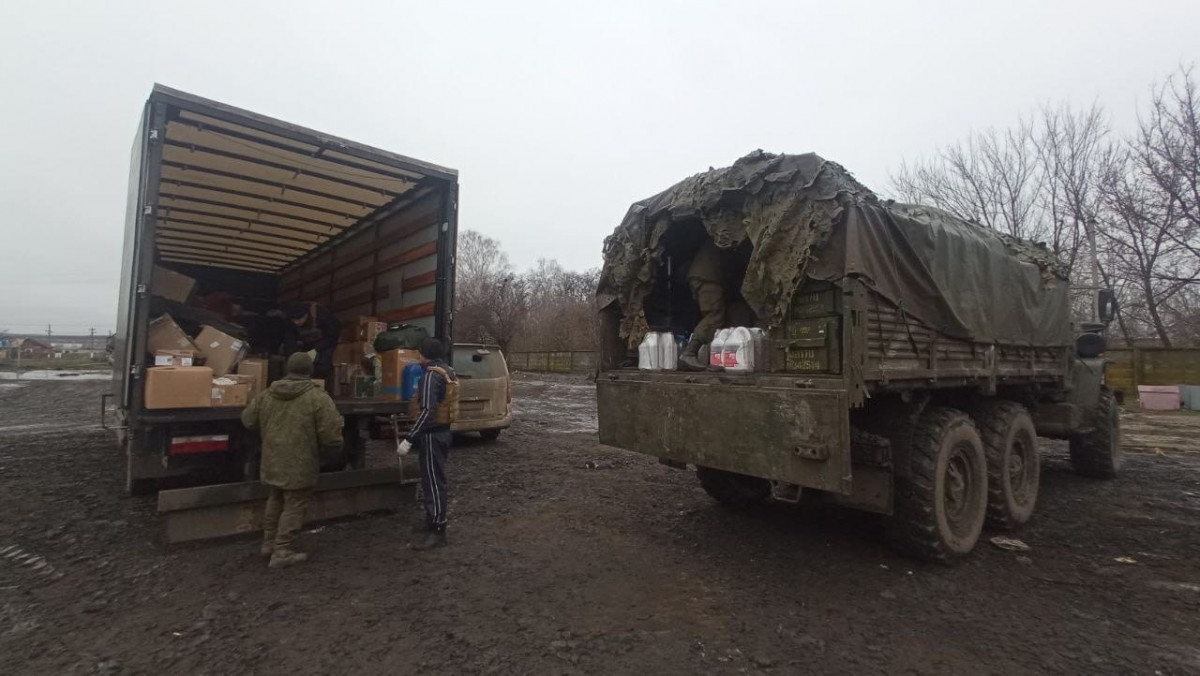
[137,397,412,424]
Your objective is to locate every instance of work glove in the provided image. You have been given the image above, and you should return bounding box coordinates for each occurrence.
[396,439,413,457]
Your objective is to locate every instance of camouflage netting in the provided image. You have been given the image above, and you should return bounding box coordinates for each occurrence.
[596,151,871,343]
[597,150,1073,348]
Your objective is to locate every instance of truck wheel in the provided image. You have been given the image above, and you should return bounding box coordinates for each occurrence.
[1069,389,1122,479]
[480,429,502,441]
[886,407,987,562]
[696,467,771,510]
[976,401,1039,530]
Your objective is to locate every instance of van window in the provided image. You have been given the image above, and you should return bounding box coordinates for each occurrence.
[452,347,508,379]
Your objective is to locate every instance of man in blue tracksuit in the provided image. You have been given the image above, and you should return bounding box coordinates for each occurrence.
[396,337,457,550]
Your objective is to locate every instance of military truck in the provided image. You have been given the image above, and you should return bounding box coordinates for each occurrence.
[595,151,1119,562]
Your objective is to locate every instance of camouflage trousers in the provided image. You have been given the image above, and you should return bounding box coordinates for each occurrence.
[689,280,726,345]
[263,487,312,551]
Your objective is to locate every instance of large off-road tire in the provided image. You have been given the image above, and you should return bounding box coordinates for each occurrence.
[696,467,771,510]
[1069,389,1122,479]
[976,401,1040,530]
[886,407,988,563]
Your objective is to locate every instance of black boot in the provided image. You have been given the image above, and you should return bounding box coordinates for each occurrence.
[413,526,448,550]
[678,338,708,371]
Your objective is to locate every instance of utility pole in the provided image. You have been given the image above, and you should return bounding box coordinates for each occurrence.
[90,328,96,350]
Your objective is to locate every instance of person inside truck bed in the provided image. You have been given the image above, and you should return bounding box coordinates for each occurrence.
[281,302,340,379]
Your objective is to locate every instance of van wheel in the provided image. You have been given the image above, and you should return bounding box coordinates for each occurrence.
[1069,389,1122,478]
[886,407,987,563]
[696,467,770,509]
[480,429,502,441]
[976,401,1040,530]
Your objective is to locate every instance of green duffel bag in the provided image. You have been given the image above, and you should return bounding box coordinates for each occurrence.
[373,323,429,352]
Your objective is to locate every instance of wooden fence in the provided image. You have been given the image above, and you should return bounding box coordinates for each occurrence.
[1105,347,1200,401]
[508,351,599,374]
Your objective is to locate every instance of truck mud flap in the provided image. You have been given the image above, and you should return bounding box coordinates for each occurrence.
[157,466,416,544]
[597,379,851,494]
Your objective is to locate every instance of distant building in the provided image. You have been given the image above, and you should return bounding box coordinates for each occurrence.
[6,338,55,360]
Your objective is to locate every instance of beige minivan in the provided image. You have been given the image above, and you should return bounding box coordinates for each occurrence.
[451,344,512,440]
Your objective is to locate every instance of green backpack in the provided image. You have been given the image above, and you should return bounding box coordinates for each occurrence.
[373,323,429,353]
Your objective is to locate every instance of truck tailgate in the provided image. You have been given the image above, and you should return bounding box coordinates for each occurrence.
[596,377,851,494]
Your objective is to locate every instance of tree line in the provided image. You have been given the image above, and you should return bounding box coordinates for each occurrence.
[459,65,1200,353]
[454,230,599,354]
[893,65,1200,347]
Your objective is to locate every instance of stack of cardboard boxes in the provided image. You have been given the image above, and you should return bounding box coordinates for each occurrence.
[141,265,423,410]
[330,317,386,398]
[144,312,256,410]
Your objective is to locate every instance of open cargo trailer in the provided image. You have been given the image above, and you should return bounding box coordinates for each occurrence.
[107,86,458,532]
[595,151,1120,561]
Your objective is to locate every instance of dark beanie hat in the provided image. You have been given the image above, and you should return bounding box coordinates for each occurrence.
[287,351,314,376]
[419,337,445,361]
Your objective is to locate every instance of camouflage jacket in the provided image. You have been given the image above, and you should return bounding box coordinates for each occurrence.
[241,377,343,490]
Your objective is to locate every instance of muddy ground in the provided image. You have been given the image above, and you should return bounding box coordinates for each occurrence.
[2,375,1199,675]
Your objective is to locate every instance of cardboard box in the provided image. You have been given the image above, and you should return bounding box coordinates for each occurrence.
[333,341,372,366]
[194,325,247,376]
[237,358,269,398]
[144,366,214,409]
[152,265,197,303]
[211,377,250,407]
[227,374,258,400]
[154,349,194,367]
[356,317,386,345]
[146,314,196,356]
[381,349,421,400]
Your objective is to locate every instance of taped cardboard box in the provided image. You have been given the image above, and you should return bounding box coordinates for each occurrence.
[381,349,421,400]
[211,377,250,407]
[333,341,373,366]
[154,349,194,367]
[145,366,213,409]
[146,314,196,356]
[152,265,197,303]
[237,358,269,398]
[194,325,247,376]
[339,316,386,344]
[357,317,386,345]
[227,374,259,402]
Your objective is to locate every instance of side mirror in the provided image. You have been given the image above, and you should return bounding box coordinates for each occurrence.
[1098,289,1118,324]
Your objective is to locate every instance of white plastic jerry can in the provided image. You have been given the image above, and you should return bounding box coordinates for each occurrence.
[658,332,678,370]
[710,328,730,369]
[725,326,754,372]
[638,333,655,370]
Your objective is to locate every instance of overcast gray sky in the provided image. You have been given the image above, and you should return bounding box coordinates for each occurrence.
[2,1,1198,334]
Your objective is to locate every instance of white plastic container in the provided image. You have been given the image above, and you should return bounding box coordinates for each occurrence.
[724,327,754,372]
[710,328,730,369]
[638,333,656,370]
[658,332,678,370]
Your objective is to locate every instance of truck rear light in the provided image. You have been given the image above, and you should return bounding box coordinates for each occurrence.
[169,435,230,455]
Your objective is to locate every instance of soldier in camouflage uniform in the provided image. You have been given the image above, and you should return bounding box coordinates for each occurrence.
[241,352,344,568]
[679,239,726,371]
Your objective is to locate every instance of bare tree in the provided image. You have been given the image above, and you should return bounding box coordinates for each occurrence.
[1033,103,1114,278]
[454,230,529,353]
[893,122,1047,241]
